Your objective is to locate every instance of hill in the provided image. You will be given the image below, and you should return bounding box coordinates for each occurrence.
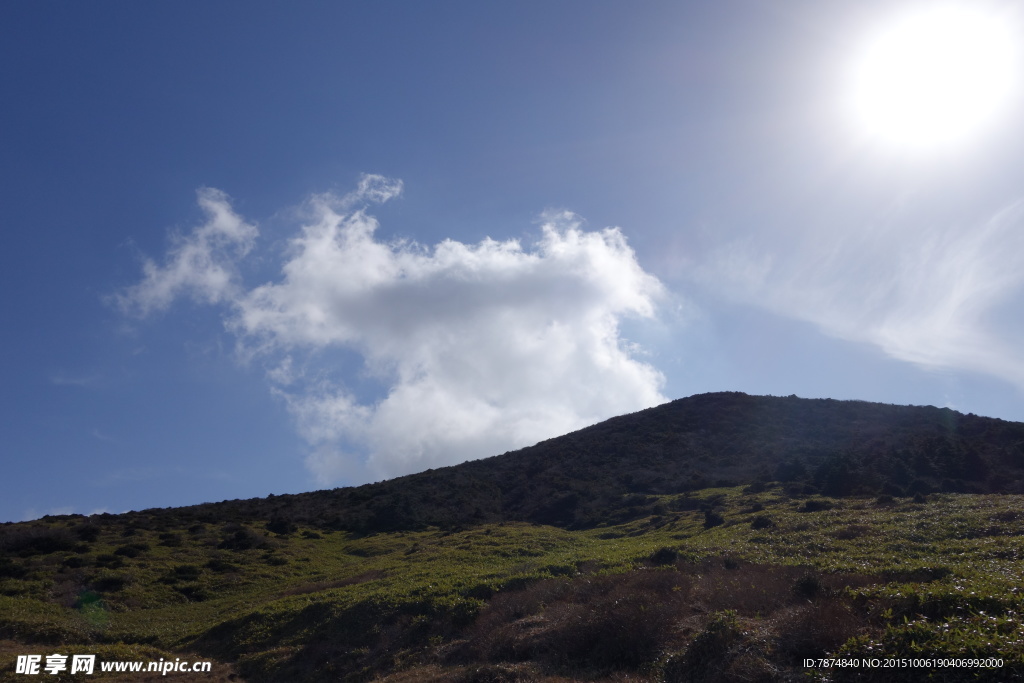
[3,392,1024,682]
[149,392,1024,533]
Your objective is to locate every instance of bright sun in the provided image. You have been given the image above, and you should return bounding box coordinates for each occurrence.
[851,5,1017,151]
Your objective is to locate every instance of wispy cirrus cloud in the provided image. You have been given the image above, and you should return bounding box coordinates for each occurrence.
[118,175,667,483]
[698,198,1024,386]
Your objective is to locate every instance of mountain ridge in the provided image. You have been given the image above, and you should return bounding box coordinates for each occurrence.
[71,391,1024,535]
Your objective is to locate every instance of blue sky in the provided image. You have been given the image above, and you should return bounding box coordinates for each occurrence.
[3,1,1024,522]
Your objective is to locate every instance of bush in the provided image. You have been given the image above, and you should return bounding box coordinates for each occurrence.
[0,557,27,578]
[175,584,210,601]
[467,570,692,671]
[663,610,743,683]
[172,564,202,581]
[218,524,269,550]
[799,499,833,513]
[158,532,183,547]
[774,599,865,664]
[94,553,124,569]
[792,574,822,600]
[649,547,679,565]
[672,495,704,511]
[266,517,296,535]
[703,510,725,528]
[93,573,131,592]
[693,563,807,616]
[113,542,149,558]
[0,525,78,556]
[205,559,238,573]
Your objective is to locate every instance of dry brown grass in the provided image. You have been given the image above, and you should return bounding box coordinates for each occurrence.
[461,569,691,674]
[445,559,882,682]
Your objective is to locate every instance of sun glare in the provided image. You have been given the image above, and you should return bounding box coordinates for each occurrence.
[851,5,1017,151]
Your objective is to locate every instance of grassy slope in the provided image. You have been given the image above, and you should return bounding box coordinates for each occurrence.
[4,486,1024,682]
[167,393,1024,537]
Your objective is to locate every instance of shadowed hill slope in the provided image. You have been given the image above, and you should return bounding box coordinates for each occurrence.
[6,392,1024,682]
[129,392,1024,534]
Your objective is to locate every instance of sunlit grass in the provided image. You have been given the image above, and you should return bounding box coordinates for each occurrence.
[4,488,1024,680]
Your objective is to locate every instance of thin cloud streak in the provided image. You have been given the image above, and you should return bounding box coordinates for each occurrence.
[698,199,1024,386]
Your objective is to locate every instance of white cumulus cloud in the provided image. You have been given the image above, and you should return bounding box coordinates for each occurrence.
[116,188,258,316]
[119,175,667,484]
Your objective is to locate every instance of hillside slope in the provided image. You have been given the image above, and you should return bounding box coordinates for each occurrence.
[5,392,1024,682]
[159,392,1024,534]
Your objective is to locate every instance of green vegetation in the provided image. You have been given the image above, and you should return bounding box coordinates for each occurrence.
[4,488,1024,681]
[4,393,1024,681]
[155,392,1024,538]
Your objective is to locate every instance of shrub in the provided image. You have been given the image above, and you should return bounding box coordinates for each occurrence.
[703,510,725,528]
[205,559,238,573]
[774,599,866,664]
[672,495,704,511]
[0,525,78,556]
[94,554,124,569]
[218,525,269,550]
[172,564,202,581]
[113,542,149,558]
[175,584,210,601]
[649,547,679,565]
[158,532,183,547]
[0,557,27,578]
[799,499,833,513]
[467,570,692,671]
[694,563,807,616]
[792,574,822,600]
[663,610,743,683]
[266,517,296,535]
[92,573,131,592]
